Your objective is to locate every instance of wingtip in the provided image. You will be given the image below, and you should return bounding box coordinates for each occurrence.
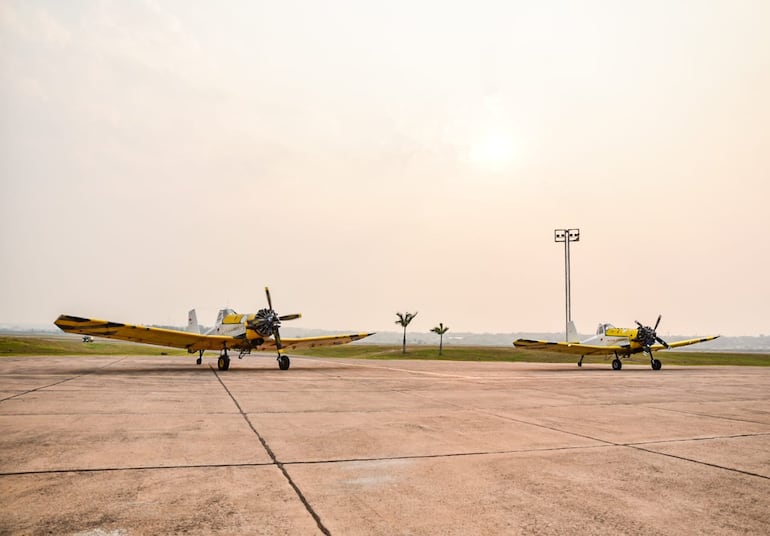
[54,314,90,327]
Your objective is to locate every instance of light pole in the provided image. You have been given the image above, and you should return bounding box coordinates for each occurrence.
[554,228,580,342]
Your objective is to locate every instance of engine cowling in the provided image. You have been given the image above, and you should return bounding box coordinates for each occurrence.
[245,328,265,345]
[248,308,280,337]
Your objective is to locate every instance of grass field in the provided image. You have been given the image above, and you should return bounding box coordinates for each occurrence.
[2,336,768,366]
[0,336,187,356]
[291,344,770,367]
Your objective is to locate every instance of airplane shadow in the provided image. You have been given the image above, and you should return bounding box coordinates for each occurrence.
[486,363,671,373]
[74,364,356,376]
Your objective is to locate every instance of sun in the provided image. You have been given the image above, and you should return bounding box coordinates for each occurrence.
[468,132,517,170]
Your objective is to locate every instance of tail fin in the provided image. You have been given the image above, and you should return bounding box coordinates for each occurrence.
[187,309,200,334]
[567,321,579,342]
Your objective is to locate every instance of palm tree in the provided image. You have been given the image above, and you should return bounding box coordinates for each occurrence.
[431,323,449,355]
[395,312,418,354]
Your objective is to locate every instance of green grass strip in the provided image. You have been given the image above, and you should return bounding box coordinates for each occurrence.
[2,337,768,366]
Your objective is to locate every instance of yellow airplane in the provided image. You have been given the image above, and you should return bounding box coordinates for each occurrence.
[513,315,719,370]
[55,287,375,371]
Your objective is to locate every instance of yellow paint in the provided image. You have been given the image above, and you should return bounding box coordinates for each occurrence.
[222,314,244,324]
[606,327,637,338]
[246,329,264,341]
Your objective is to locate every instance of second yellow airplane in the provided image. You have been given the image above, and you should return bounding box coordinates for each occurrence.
[514,315,718,370]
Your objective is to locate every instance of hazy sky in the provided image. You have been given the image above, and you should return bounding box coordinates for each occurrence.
[1,1,768,337]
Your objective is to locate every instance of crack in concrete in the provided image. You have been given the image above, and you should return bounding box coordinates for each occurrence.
[0,358,127,403]
[211,365,331,536]
[4,434,768,481]
[628,444,770,480]
[405,389,770,482]
[488,412,770,480]
[0,445,611,477]
[0,461,275,477]
[626,432,770,447]
[647,404,770,426]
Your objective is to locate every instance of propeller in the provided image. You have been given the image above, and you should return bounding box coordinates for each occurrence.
[247,287,301,355]
[633,314,670,353]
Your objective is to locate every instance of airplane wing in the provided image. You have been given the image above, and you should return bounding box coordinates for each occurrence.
[513,339,627,356]
[514,335,720,355]
[55,315,375,353]
[652,335,720,350]
[54,314,244,352]
[254,333,375,351]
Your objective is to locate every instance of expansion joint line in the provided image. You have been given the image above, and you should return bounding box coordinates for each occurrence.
[484,409,770,481]
[627,444,770,481]
[211,366,331,536]
[0,357,127,404]
[409,391,770,482]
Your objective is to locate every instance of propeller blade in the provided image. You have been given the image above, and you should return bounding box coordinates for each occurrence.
[265,287,273,310]
[259,287,285,355]
[655,336,670,349]
[274,327,282,351]
[635,320,643,328]
[654,314,662,330]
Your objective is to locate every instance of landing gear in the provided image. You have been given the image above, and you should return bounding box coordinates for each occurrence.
[196,350,204,365]
[217,347,231,371]
[577,355,584,367]
[612,358,622,370]
[651,358,662,370]
[277,354,290,370]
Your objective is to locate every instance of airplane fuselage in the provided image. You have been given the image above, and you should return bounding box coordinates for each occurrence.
[207,309,269,344]
[580,323,645,355]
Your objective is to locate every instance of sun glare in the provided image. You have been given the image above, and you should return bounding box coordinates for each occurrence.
[468,133,516,170]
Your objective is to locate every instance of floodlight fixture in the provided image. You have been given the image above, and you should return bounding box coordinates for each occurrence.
[554,228,580,341]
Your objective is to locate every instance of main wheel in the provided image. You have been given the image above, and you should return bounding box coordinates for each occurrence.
[612,358,622,370]
[652,359,662,370]
[218,356,230,371]
[278,355,290,370]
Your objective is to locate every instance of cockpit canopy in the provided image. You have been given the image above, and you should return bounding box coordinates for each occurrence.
[215,308,240,326]
[596,323,615,335]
